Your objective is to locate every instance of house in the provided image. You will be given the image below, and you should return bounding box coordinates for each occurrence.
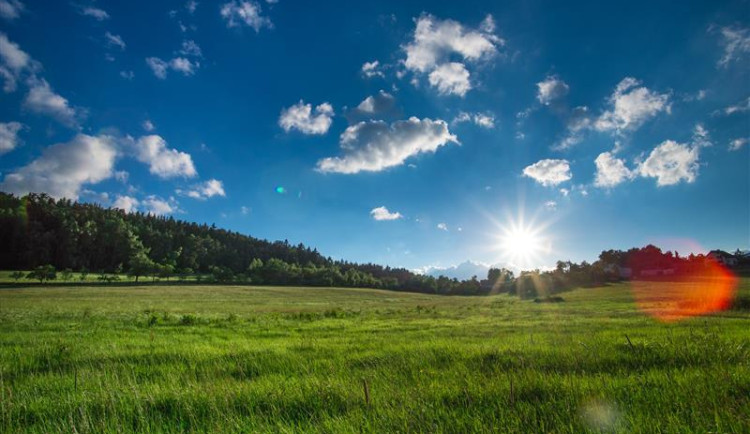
[707,250,738,267]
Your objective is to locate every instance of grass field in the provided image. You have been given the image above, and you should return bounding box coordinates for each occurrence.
[0,281,748,433]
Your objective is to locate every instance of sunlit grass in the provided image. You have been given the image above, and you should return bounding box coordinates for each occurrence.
[0,281,748,432]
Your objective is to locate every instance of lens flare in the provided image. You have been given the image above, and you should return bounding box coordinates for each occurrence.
[275,186,286,194]
[629,246,738,322]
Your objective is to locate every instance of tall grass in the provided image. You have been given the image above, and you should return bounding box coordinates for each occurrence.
[0,282,748,432]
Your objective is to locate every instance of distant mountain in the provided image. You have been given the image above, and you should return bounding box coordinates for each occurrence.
[422,261,492,281]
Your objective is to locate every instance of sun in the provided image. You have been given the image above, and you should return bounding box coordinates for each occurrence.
[500,224,545,266]
[502,227,542,258]
[493,214,552,269]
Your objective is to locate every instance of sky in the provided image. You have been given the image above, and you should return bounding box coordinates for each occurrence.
[0,0,748,275]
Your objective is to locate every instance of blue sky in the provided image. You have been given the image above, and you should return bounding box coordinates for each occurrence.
[0,0,748,274]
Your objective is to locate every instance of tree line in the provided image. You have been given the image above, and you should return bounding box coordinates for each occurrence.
[1,193,743,297]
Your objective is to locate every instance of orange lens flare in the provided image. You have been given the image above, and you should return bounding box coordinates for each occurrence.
[631,260,738,322]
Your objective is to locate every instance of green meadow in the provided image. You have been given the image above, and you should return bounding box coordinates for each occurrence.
[0,281,748,433]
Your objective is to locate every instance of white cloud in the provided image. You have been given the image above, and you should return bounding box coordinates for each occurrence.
[691,123,712,148]
[436,222,448,231]
[146,57,168,79]
[169,57,198,76]
[544,201,557,211]
[355,90,395,115]
[0,134,117,199]
[536,75,569,105]
[120,70,134,80]
[0,121,22,154]
[452,111,495,128]
[428,62,471,96]
[553,106,593,150]
[179,179,226,199]
[80,6,109,21]
[370,206,403,221]
[522,159,572,186]
[178,40,202,57]
[241,205,251,215]
[0,32,31,74]
[316,117,458,174]
[724,97,750,115]
[220,1,272,31]
[638,140,699,186]
[142,195,178,215]
[361,60,384,78]
[717,26,750,68]
[0,0,23,20]
[403,14,501,73]
[402,14,502,96]
[105,32,126,50]
[142,120,155,131]
[146,56,199,79]
[594,151,634,188]
[729,138,748,151]
[186,0,198,14]
[23,78,81,127]
[279,100,334,135]
[480,14,495,33]
[112,195,139,213]
[594,77,671,133]
[0,66,15,92]
[131,135,197,178]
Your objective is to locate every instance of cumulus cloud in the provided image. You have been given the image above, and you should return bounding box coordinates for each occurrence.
[79,6,109,20]
[428,62,471,96]
[594,77,671,133]
[279,100,334,135]
[361,60,384,78]
[220,1,272,31]
[452,111,495,128]
[594,152,634,188]
[637,140,699,186]
[105,32,126,50]
[23,78,81,127]
[112,195,139,213]
[536,75,569,105]
[145,57,168,79]
[353,90,396,118]
[178,40,202,57]
[146,57,200,80]
[436,223,448,231]
[0,0,24,20]
[169,57,198,75]
[142,120,155,132]
[370,206,403,221]
[729,138,748,151]
[522,159,572,186]
[120,70,134,80]
[403,14,501,73]
[717,25,750,68]
[0,121,23,154]
[316,117,458,174]
[141,195,178,215]
[0,134,117,199]
[402,14,502,96]
[146,56,199,79]
[130,135,197,178]
[178,179,226,199]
